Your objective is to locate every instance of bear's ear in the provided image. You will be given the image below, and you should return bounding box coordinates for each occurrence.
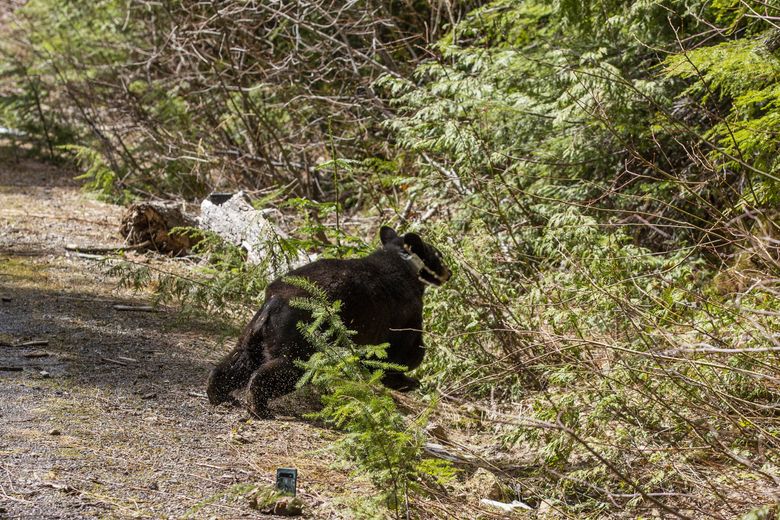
[380,226,399,245]
[403,232,425,255]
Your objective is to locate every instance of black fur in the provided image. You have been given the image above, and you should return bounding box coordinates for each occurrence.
[206,226,451,417]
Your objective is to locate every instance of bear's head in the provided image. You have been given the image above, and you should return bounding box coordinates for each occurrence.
[380,226,451,287]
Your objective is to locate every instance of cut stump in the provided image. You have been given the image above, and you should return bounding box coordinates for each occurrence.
[119,202,198,255]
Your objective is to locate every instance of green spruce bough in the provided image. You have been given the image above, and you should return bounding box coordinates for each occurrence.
[287,276,455,517]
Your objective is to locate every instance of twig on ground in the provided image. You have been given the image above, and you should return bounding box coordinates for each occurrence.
[15,340,49,347]
[112,305,158,312]
[101,357,128,366]
[70,252,106,261]
[22,351,49,358]
[65,241,151,254]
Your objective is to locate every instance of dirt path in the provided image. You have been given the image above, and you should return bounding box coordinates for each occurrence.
[0,157,366,519]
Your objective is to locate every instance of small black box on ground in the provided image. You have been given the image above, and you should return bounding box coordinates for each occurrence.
[275,468,297,496]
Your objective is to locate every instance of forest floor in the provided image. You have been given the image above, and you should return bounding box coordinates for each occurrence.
[0,153,379,519]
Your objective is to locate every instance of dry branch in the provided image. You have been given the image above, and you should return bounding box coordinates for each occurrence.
[112,305,158,312]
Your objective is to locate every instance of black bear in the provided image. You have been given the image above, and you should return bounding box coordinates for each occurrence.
[206,226,451,417]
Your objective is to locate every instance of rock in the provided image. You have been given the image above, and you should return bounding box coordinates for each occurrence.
[266,497,304,516]
[463,467,503,501]
[425,422,449,442]
[538,500,554,515]
[229,431,253,444]
[249,486,304,516]
[48,429,61,436]
[479,498,532,512]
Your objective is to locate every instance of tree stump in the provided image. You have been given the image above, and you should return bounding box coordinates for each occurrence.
[119,202,198,255]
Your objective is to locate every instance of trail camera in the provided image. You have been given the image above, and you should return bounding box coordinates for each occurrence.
[275,468,297,496]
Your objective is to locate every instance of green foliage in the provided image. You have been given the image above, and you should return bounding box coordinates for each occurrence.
[375,0,780,514]
[287,276,456,516]
[742,505,780,520]
[0,67,75,158]
[281,196,371,259]
[665,36,780,197]
[60,144,129,202]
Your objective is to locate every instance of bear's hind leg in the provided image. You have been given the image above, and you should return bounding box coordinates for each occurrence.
[246,357,302,418]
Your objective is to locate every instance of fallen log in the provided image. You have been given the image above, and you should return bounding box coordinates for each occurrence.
[198,192,278,264]
[198,192,312,272]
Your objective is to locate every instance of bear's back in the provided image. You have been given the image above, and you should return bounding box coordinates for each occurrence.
[265,250,423,344]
